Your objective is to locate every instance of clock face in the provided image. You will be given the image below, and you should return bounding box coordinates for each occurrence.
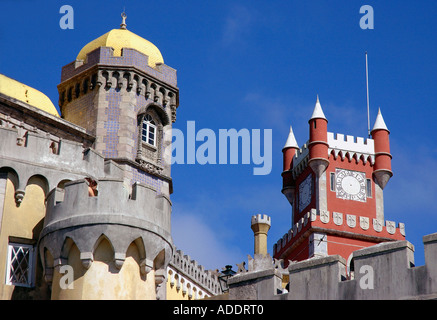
[335,169,367,202]
[299,174,312,212]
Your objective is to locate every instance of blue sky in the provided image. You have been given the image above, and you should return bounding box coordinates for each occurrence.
[1,0,437,270]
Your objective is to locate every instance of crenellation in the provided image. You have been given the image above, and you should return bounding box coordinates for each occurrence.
[292,141,309,168]
[40,177,173,278]
[169,248,222,296]
[60,47,177,88]
[290,132,377,176]
[327,132,375,164]
[251,213,271,226]
[274,209,406,256]
[231,232,437,300]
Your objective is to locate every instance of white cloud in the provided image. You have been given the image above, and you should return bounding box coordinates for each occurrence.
[385,142,437,216]
[171,212,246,271]
[221,5,255,47]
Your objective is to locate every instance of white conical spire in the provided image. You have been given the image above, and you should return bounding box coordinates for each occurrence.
[371,108,389,133]
[283,125,299,150]
[310,95,327,121]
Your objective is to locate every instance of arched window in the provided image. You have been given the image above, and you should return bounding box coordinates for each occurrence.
[136,104,170,170]
[141,114,157,147]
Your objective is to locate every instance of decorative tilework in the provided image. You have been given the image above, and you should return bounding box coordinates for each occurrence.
[61,47,177,87]
[103,89,121,158]
[62,92,95,133]
[131,167,163,194]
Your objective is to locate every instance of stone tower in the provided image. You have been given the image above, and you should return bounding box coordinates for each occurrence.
[38,15,179,299]
[274,97,405,271]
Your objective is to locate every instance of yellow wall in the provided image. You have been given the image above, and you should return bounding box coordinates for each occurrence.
[0,174,166,300]
[166,273,191,300]
[166,269,209,300]
[51,240,157,300]
[0,176,48,299]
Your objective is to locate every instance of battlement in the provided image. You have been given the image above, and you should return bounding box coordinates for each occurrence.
[0,119,107,194]
[61,47,177,87]
[168,249,222,297]
[39,178,173,275]
[291,141,309,179]
[328,132,375,164]
[273,208,405,256]
[44,178,171,235]
[229,232,437,300]
[290,132,376,177]
[328,132,374,154]
[251,214,271,226]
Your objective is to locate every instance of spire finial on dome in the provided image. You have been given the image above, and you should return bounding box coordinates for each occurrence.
[120,11,127,29]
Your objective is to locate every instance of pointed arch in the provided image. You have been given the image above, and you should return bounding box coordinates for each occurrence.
[93,234,115,263]
[60,237,76,260]
[132,237,146,261]
[137,102,170,127]
[153,249,166,270]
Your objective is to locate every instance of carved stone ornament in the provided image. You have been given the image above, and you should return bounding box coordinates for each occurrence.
[386,220,396,235]
[333,212,343,226]
[399,223,406,236]
[137,158,163,175]
[80,252,94,269]
[360,216,369,230]
[346,214,357,228]
[236,261,247,274]
[310,208,317,221]
[304,212,309,226]
[320,210,330,224]
[373,218,383,232]
[170,105,177,123]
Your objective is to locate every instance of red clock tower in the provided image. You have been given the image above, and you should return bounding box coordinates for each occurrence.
[274,97,405,270]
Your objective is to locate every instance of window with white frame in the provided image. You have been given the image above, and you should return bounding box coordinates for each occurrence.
[5,243,35,287]
[141,114,157,147]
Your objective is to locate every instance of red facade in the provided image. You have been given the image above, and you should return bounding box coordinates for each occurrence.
[275,99,404,269]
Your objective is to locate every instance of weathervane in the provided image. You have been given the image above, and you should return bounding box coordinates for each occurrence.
[120,10,127,29]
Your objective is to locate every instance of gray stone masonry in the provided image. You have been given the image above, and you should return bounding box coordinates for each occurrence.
[39,177,173,281]
[227,232,437,300]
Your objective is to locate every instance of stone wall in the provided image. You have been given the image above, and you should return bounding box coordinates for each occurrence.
[228,232,437,300]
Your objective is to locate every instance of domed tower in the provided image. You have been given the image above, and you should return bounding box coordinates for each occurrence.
[57,14,178,190]
[38,14,179,300]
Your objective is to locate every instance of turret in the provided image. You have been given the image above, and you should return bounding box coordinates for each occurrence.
[281,126,299,204]
[371,108,392,189]
[251,214,271,256]
[308,96,329,177]
[39,178,173,299]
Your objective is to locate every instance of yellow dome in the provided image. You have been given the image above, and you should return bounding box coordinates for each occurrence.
[76,28,164,68]
[0,74,60,117]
